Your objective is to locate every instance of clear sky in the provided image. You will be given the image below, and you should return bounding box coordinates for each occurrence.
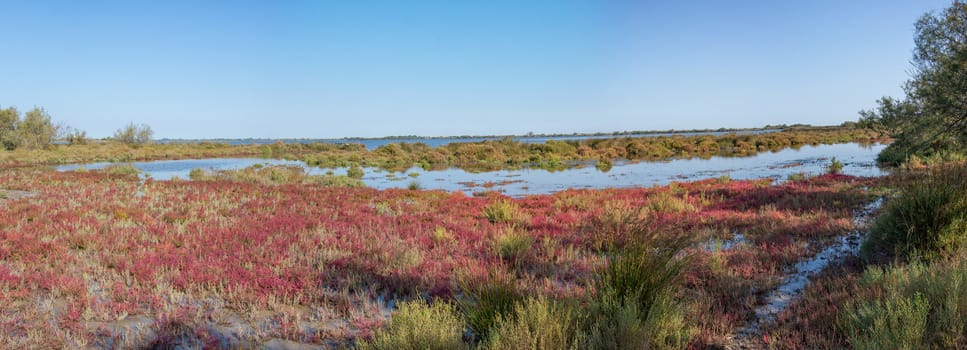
[0,1,953,139]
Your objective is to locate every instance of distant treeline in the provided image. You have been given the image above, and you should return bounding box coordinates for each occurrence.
[0,125,886,171]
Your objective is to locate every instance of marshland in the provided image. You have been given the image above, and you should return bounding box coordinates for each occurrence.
[1,1,966,349]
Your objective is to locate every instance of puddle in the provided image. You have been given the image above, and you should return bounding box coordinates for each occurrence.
[699,233,748,252]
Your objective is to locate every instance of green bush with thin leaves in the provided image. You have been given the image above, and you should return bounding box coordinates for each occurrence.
[360,299,466,350]
[583,238,692,350]
[484,297,583,350]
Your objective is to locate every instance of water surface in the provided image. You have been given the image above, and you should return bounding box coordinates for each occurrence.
[57,142,886,196]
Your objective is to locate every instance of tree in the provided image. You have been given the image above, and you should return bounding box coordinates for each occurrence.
[859,2,967,164]
[113,122,153,145]
[0,107,20,150]
[16,107,57,150]
[63,126,88,145]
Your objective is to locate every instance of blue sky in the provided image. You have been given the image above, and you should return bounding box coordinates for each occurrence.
[0,1,951,139]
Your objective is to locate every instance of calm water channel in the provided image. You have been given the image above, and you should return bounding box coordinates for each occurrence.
[57,142,887,196]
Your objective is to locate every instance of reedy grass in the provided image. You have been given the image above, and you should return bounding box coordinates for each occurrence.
[585,232,692,350]
[484,296,583,350]
[863,162,967,260]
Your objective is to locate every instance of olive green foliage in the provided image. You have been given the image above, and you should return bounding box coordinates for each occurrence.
[864,163,967,260]
[347,164,365,179]
[0,107,61,150]
[492,227,533,262]
[360,299,466,350]
[482,200,528,224]
[842,258,967,349]
[458,271,524,341]
[0,106,20,150]
[101,164,141,177]
[844,292,929,350]
[113,122,154,145]
[647,191,697,213]
[64,127,88,145]
[585,239,692,349]
[827,157,844,174]
[189,165,364,187]
[485,297,582,350]
[407,180,422,190]
[859,2,967,164]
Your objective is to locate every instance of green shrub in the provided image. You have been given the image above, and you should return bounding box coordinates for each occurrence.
[360,299,466,350]
[864,164,967,260]
[102,164,141,177]
[305,174,364,188]
[827,157,844,174]
[432,226,453,244]
[347,165,365,179]
[844,293,929,350]
[787,172,807,181]
[648,191,697,213]
[585,240,692,349]
[485,297,582,350]
[408,180,422,190]
[842,257,967,349]
[188,168,206,180]
[187,165,363,187]
[493,227,533,262]
[482,200,528,224]
[458,271,524,341]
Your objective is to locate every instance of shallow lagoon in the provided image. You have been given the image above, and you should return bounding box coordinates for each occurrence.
[58,142,887,196]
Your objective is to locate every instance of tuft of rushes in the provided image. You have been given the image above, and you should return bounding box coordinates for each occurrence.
[484,296,583,350]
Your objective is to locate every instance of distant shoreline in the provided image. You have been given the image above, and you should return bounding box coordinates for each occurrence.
[154,124,830,144]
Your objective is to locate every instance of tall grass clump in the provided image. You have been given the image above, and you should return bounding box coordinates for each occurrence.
[482,200,528,224]
[591,201,650,250]
[484,296,583,350]
[360,299,466,350]
[864,163,967,260]
[841,257,967,349]
[584,238,692,349]
[827,157,844,174]
[647,191,697,214]
[458,271,524,342]
[492,227,533,262]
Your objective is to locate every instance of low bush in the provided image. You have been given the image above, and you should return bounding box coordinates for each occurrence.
[844,293,929,350]
[458,271,524,341]
[347,165,365,179]
[585,238,692,349]
[827,157,844,174]
[648,190,697,213]
[863,163,967,260]
[360,299,466,350]
[841,258,967,349]
[485,297,582,350]
[101,164,141,177]
[493,227,533,262]
[482,200,528,224]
